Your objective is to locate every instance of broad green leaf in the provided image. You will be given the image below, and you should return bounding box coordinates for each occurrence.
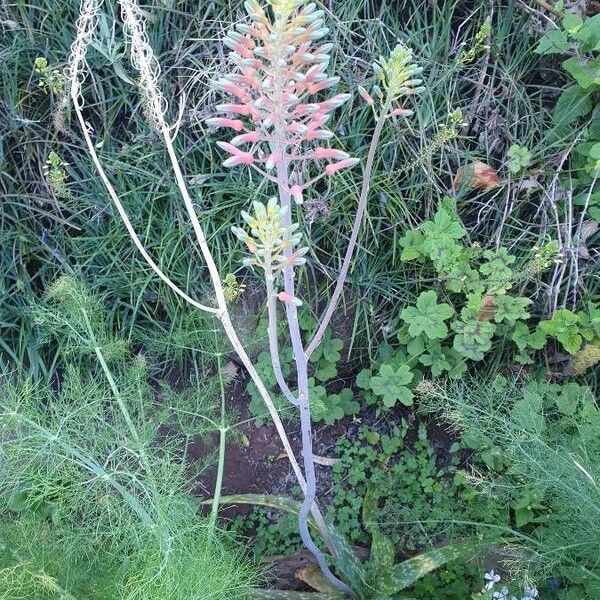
[421,207,466,250]
[399,230,426,262]
[314,360,337,382]
[507,144,532,174]
[562,57,600,89]
[539,309,584,354]
[355,368,372,389]
[492,295,532,325]
[400,291,455,340]
[309,330,343,364]
[534,29,570,54]
[562,11,583,34]
[511,322,547,352]
[370,364,414,408]
[572,14,600,51]
[551,86,593,129]
[452,319,495,361]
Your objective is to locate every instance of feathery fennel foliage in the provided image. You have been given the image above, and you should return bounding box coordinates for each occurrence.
[0,276,257,599]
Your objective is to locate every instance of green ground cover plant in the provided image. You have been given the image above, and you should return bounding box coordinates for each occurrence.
[419,376,600,599]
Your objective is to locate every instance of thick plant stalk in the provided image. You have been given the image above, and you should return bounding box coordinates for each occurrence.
[67,0,333,549]
[277,164,352,596]
[211,2,422,594]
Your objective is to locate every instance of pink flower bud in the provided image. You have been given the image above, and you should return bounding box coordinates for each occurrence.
[314,148,350,160]
[205,117,245,132]
[216,79,252,102]
[358,86,374,106]
[217,141,255,167]
[325,157,360,176]
[391,107,414,117]
[265,151,281,170]
[277,291,303,306]
[230,131,263,146]
[216,103,254,116]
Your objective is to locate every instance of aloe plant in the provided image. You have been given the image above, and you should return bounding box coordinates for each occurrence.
[212,491,486,599]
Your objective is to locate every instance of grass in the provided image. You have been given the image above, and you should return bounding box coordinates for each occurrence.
[3,0,592,380]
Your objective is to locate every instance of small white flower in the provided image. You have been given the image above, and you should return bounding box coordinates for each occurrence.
[493,586,509,600]
[523,587,538,599]
[484,570,501,591]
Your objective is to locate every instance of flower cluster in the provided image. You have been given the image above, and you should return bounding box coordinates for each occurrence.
[375,43,424,100]
[483,571,538,600]
[208,0,358,202]
[358,42,424,119]
[231,198,308,274]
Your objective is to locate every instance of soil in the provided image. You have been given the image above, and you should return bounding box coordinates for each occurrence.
[191,374,348,507]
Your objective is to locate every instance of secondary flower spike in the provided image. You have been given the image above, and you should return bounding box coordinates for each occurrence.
[209,0,359,200]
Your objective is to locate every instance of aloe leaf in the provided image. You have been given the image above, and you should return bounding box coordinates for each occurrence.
[205,493,319,531]
[210,494,365,592]
[251,591,343,599]
[389,539,484,593]
[362,486,396,595]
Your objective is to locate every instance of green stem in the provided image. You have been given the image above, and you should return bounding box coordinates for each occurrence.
[209,344,228,537]
[94,347,140,443]
[210,426,227,536]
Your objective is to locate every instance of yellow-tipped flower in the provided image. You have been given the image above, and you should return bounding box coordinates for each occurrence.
[374,43,425,101]
[231,198,308,272]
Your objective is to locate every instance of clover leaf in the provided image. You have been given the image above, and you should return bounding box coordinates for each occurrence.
[370,363,414,408]
[507,144,532,174]
[400,291,455,340]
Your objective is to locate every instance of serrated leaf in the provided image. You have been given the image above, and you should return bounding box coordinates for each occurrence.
[314,360,337,382]
[452,319,495,361]
[399,230,426,262]
[562,11,583,34]
[539,309,584,354]
[370,364,414,408]
[400,291,455,340]
[534,29,570,54]
[511,322,547,352]
[552,86,593,130]
[355,368,372,389]
[562,57,600,89]
[572,14,600,52]
[492,295,531,325]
